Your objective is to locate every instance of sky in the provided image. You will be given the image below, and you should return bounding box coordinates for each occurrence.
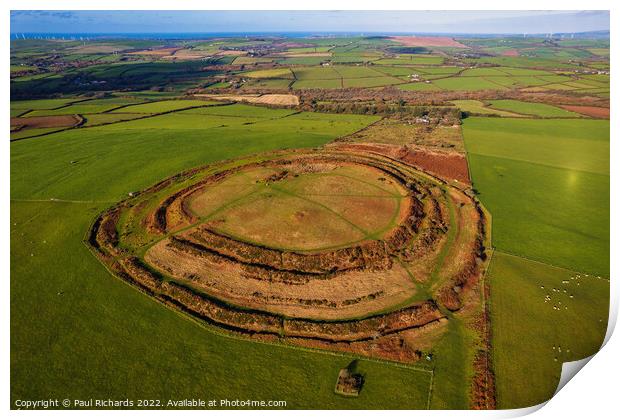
[10,10,610,35]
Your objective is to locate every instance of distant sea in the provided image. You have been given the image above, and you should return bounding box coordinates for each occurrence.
[9,30,610,40]
[11,32,385,40]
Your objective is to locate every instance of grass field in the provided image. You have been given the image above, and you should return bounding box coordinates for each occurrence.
[486,100,581,118]
[242,78,292,89]
[463,117,609,276]
[373,55,444,65]
[398,82,441,91]
[24,104,123,116]
[111,99,216,114]
[293,79,343,89]
[11,98,79,110]
[242,68,293,79]
[178,103,296,118]
[11,127,64,141]
[82,113,145,127]
[432,77,507,91]
[342,76,403,88]
[488,252,609,408]
[11,108,378,201]
[452,100,523,117]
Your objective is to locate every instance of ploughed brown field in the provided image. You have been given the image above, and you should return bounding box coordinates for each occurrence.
[88,148,489,364]
[560,105,610,118]
[194,93,300,106]
[10,114,81,130]
[501,49,520,57]
[390,36,468,48]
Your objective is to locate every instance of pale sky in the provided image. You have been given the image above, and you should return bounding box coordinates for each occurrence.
[10,10,610,35]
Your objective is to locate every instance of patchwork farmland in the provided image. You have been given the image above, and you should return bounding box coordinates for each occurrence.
[10,29,609,411]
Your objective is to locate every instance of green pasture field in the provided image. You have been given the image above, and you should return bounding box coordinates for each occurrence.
[499,76,552,88]
[343,76,404,88]
[588,62,610,70]
[291,66,340,80]
[24,104,124,117]
[460,67,511,77]
[494,67,554,76]
[371,66,414,77]
[233,56,274,65]
[11,73,62,83]
[179,103,296,119]
[82,113,145,127]
[451,100,523,117]
[523,47,595,60]
[10,127,63,141]
[10,109,27,118]
[488,252,609,408]
[536,75,573,83]
[242,68,293,79]
[454,76,544,90]
[575,74,610,86]
[285,46,332,53]
[79,97,147,106]
[432,77,507,91]
[293,79,343,89]
[373,56,444,65]
[539,83,580,91]
[241,78,292,89]
[414,66,462,75]
[330,54,370,63]
[587,48,609,57]
[205,81,231,89]
[331,65,386,78]
[90,113,262,130]
[10,64,37,72]
[11,98,80,110]
[463,117,609,276]
[397,82,441,91]
[11,104,434,409]
[10,105,379,201]
[110,99,215,114]
[470,56,583,70]
[117,90,183,99]
[487,100,581,118]
[275,57,327,65]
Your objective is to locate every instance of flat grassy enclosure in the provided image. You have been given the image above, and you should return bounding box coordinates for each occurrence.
[186,163,408,251]
[463,117,609,277]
